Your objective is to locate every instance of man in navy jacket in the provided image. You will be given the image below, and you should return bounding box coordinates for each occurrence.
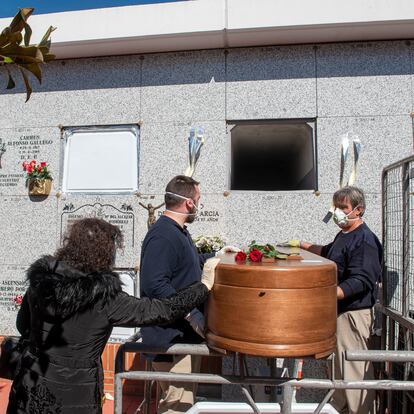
[140,175,215,414]
[298,186,382,414]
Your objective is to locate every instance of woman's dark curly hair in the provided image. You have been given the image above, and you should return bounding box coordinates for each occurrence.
[55,218,124,273]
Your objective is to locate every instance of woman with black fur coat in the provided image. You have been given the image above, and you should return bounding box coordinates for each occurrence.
[7,218,219,414]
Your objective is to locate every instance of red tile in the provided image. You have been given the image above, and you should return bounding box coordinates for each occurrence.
[0,380,12,413]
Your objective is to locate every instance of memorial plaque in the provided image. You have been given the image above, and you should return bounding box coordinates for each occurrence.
[0,128,59,195]
[59,196,145,268]
[157,194,225,240]
[62,125,139,194]
[0,265,28,336]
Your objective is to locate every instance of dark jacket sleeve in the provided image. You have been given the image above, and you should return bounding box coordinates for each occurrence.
[107,282,208,327]
[339,241,380,299]
[140,235,178,298]
[199,252,216,267]
[16,293,30,338]
[320,241,334,258]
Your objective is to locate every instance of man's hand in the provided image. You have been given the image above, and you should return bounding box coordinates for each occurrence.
[277,240,301,248]
[216,245,241,255]
[185,308,205,338]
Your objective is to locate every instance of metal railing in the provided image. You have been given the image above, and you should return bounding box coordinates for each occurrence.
[382,154,414,413]
[114,343,414,414]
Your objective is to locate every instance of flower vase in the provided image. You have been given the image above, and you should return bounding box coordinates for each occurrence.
[28,178,52,196]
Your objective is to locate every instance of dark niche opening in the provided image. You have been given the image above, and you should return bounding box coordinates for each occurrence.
[229,120,317,191]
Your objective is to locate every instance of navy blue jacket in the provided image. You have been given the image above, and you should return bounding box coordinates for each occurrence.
[139,215,214,349]
[321,222,383,314]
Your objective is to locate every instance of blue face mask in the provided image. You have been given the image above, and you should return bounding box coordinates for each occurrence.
[165,192,198,216]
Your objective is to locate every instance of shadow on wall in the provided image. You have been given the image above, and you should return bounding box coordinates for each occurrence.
[1,40,412,95]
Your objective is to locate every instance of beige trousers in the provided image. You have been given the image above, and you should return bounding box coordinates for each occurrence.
[152,355,202,414]
[331,309,376,414]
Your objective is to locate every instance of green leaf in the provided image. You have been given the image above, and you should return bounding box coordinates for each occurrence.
[6,68,15,89]
[42,53,55,63]
[0,28,11,48]
[9,8,34,34]
[0,31,23,46]
[2,56,14,63]
[23,22,32,47]
[38,26,56,47]
[1,44,44,62]
[19,67,32,102]
[1,8,56,101]
[20,62,42,83]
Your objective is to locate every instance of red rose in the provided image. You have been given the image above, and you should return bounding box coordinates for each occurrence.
[13,295,23,306]
[30,160,36,166]
[27,165,33,173]
[37,166,42,172]
[40,162,47,167]
[235,251,247,262]
[249,249,263,262]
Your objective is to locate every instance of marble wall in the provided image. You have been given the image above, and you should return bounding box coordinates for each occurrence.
[0,39,413,400]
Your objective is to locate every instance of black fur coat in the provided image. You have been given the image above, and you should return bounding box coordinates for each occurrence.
[7,256,208,414]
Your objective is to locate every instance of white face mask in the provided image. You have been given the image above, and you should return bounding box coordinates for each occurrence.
[333,205,360,227]
[165,192,199,217]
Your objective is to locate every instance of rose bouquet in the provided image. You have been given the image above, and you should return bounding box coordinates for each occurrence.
[235,240,291,263]
[22,160,53,195]
[22,160,53,183]
[193,235,225,254]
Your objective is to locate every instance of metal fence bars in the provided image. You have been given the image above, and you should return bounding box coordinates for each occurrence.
[113,343,414,414]
[382,154,414,413]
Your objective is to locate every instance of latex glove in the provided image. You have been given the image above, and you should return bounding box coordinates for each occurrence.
[185,308,205,338]
[201,257,220,290]
[216,245,241,255]
[277,240,301,248]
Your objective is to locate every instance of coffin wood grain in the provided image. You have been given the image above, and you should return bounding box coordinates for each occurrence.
[206,249,337,358]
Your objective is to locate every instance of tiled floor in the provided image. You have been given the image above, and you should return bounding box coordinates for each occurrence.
[0,379,148,414]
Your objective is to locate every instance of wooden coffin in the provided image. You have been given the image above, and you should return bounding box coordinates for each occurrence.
[206,249,337,358]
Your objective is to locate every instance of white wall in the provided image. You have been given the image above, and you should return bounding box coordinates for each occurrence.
[2,0,414,58]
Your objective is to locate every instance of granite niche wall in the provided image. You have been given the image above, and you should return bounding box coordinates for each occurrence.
[0,40,413,400]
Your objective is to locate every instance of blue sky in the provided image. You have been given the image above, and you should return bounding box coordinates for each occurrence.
[0,0,184,18]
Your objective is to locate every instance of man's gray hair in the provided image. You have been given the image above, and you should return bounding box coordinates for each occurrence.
[333,186,366,217]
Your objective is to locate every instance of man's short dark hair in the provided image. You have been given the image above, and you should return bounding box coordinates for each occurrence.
[165,175,200,209]
[333,186,366,217]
